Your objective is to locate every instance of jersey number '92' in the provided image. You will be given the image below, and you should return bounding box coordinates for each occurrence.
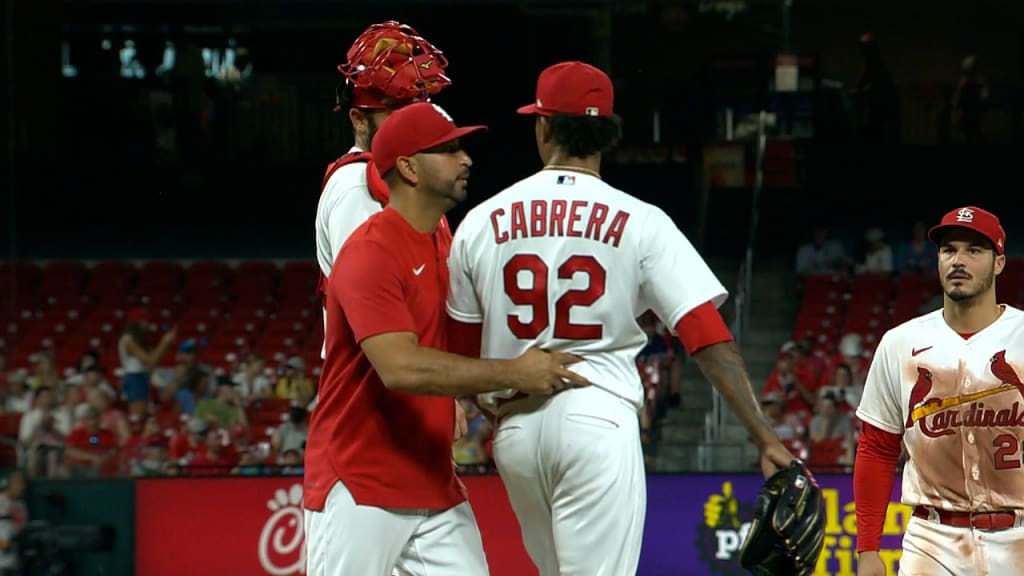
[503,254,607,340]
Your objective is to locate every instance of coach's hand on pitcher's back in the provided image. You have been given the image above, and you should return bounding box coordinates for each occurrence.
[507,348,589,395]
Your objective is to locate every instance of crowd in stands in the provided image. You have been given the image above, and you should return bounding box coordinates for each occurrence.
[0,260,683,479]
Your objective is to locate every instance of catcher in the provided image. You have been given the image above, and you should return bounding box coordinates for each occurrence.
[740,460,827,575]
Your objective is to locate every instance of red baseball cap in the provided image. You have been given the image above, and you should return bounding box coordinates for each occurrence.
[516,61,614,118]
[371,102,487,175]
[928,206,1006,254]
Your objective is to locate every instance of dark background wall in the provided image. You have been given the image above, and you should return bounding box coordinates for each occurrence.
[4,0,1023,261]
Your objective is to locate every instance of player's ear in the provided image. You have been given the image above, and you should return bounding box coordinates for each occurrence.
[395,155,418,185]
[995,253,1006,276]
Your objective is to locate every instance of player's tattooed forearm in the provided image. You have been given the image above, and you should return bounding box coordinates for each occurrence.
[693,342,751,390]
[693,342,774,438]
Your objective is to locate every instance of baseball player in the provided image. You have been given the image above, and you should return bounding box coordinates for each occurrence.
[445,61,795,575]
[311,20,471,429]
[303,102,590,576]
[315,20,452,355]
[854,206,1023,576]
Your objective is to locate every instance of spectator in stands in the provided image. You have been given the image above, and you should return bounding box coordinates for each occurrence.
[796,226,848,279]
[279,448,303,475]
[63,404,118,478]
[174,339,215,398]
[951,54,989,145]
[894,221,937,275]
[75,365,118,401]
[3,374,30,413]
[119,309,178,416]
[131,435,168,477]
[638,311,680,406]
[23,412,64,479]
[125,415,162,451]
[784,339,825,384]
[172,365,205,415]
[17,387,58,449]
[194,377,247,428]
[87,388,130,447]
[187,426,238,476]
[819,363,863,414]
[53,384,86,438]
[27,353,61,391]
[818,332,870,389]
[856,228,893,274]
[274,357,313,405]
[0,469,27,575]
[852,33,900,148]
[761,352,819,424]
[63,351,100,386]
[169,417,208,462]
[761,392,806,441]
[232,352,272,399]
[271,405,307,455]
[809,391,855,445]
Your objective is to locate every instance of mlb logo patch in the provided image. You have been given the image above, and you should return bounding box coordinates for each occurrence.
[557,175,576,185]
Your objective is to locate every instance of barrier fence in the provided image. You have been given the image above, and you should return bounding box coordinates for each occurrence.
[24,472,909,576]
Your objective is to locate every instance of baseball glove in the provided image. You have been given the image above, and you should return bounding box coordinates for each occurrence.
[738,460,825,576]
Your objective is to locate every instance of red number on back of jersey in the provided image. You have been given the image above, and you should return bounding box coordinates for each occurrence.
[503,254,607,340]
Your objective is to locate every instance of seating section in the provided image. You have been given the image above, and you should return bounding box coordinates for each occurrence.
[0,260,324,378]
[794,257,1024,357]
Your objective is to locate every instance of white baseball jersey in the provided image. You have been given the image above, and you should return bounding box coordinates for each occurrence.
[856,305,1024,512]
[315,146,385,359]
[315,146,385,279]
[446,168,728,412]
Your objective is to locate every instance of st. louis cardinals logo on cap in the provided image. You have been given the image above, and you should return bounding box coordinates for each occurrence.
[956,208,975,223]
[906,351,1024,438]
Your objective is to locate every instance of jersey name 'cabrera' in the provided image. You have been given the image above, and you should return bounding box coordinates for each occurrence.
[446,170,728,413]
[857,305,1024,511]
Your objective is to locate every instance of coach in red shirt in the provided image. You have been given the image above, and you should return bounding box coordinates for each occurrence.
[303,102,589,576]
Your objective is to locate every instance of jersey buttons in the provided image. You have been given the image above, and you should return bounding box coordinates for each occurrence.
[971,465,981,480]
[968,432,975,444]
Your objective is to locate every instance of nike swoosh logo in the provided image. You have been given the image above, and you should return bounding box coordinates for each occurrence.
[912,346,933,356]
[413,265,426,276]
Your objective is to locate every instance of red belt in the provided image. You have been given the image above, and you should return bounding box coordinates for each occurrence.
[913,506,1017,530]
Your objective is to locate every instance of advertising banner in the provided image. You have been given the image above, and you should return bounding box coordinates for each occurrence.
[135,473,911,576]
[641,474,910,576]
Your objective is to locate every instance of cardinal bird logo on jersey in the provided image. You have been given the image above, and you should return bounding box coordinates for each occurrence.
[906,352,1024,437]
[990,350,1024,398]
[906,367,935,428]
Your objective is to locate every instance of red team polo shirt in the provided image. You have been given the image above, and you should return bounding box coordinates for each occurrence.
[303,206,463,512]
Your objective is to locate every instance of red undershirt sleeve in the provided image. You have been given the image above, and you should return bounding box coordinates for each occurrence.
[673,301,734,355]
[853,421,904,552]
[447,319,483,358]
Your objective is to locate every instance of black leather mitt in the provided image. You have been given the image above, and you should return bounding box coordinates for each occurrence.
[738,460,826,575]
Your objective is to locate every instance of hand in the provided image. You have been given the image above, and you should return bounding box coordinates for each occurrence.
[161,326,179,344]
[857,551,886,576]
[759,439,797,479]
[454,399,469,441]
[506,348,589,395]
